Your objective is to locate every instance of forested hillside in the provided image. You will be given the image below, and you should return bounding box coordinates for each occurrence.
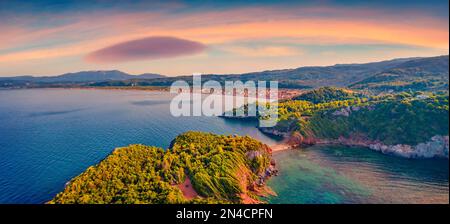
[259,88,449,148]
[349,56,449,92]
[308,92,449,145]
[49,132,274,204]
[293,86,359,103]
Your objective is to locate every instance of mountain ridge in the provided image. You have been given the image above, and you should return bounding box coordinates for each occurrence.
[0,70,165,82]
[1,55,448,92]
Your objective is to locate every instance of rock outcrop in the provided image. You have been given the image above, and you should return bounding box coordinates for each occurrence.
[279,129,449,159]
[315,134,449,159]
[258,127,290,138]
[286,131,317,147]
[368,135,449,159]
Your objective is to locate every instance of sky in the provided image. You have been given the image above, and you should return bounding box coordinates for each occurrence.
[0,0,448,77]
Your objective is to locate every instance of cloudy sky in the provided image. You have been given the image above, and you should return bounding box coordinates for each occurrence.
[0,0,448,77]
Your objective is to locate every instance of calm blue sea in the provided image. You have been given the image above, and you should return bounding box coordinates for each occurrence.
[0,89,278,203]
[0,89,448,204]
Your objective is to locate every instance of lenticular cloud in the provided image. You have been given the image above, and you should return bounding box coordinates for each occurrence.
[85,36,206,63]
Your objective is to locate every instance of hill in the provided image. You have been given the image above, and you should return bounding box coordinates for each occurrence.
[89,55,449,92]
[49,132,276,204]
[0,70,165,84]
[1,55,448,92]
[293,87,358,103]
[255,90,449,158]
[349,55,449,92]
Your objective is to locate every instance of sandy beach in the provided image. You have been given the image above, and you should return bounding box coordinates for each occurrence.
[270,142,294,153]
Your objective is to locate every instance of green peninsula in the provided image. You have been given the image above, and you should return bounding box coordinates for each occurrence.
[49,132,275,204]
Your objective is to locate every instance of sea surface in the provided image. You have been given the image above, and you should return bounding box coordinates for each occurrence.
[267,145,449,204]
[0,89,448,203]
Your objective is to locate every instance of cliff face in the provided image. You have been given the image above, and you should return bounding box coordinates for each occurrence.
[261,121,449,159]
[368,135,449,159]
[286,131,317,146]
[284,131,449,159]
[258,127,290,138]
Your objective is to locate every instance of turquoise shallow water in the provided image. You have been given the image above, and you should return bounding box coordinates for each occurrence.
[266,145,449,204]
[0,89,448,204]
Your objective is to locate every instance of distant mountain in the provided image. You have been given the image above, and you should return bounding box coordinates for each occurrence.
[0,70,165,83]
[135,73,165,79]
[228,55,447,88]
[349,55,449,92]
[90,55,449,92]
[1,55,448,92]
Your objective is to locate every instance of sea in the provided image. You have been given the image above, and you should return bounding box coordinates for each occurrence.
[0,89,447,203]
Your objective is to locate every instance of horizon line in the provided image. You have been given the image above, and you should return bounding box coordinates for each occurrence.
[1,54,448,78]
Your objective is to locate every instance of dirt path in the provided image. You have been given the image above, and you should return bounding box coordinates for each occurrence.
[177,177,199,200]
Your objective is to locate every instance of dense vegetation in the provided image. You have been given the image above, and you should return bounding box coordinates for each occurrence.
[349,71,449,93]
[50,132,272,204]
[308,92,449,145]
[349,56,449,92]
[293,87,358,103]
[261,87,449,146]
[271,97,367,134]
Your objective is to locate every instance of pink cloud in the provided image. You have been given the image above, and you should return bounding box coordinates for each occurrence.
[85,36,206,63]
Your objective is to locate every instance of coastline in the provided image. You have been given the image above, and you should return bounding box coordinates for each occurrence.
[268,134,450,159]
[50,86,170,92]
[270,142,294,153]
[0,86,303,101]
[0,86,171,92]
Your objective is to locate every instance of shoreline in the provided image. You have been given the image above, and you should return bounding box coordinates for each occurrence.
[268,135,449,159]
[49,86,170,92]
[270,142,294,153]
[0,86,303,101]
[0,86,171,92]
